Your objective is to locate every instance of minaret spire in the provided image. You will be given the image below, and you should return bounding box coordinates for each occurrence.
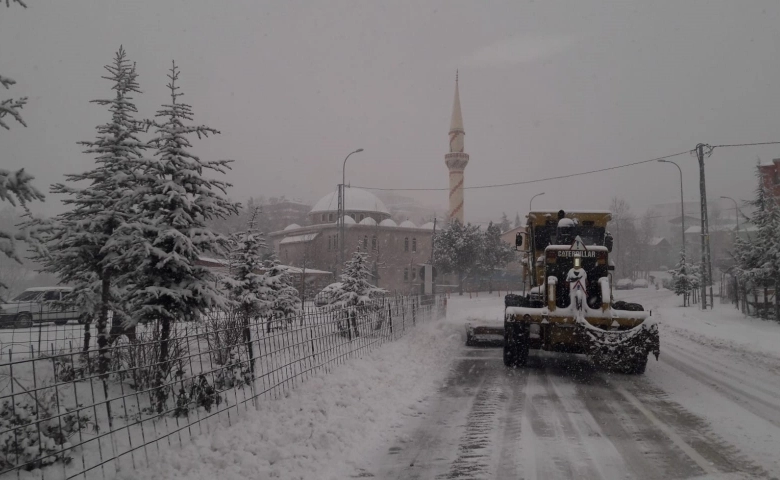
[445,71,469,224]
[449,71,465,152]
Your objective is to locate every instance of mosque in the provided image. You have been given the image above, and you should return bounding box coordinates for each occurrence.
[269,75,470,294]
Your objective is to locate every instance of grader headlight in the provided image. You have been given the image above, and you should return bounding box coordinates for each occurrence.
[574,255,582,269]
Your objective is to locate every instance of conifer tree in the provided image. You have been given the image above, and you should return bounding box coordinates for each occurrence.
[333,249,385,307]
[499,212,511,233]
[0,0,28,131]
[120,61,239,411]
[263,253,301,331]
[38,47,146,372]
[227,208,272,322]
[514,212,522,229]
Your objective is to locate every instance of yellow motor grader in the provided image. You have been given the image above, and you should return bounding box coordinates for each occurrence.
[467,209,659,374]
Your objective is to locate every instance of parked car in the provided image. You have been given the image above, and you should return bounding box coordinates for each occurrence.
[0,287,83,328]
[615,279,634,290]
[633,278,649,288]
[314,282,343,307]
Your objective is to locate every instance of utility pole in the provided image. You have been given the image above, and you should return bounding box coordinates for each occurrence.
[337,183,344,275]
[696,143,714,309]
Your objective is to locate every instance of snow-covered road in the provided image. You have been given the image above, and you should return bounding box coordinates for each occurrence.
[349,290,780,479]
[130,289,780,479]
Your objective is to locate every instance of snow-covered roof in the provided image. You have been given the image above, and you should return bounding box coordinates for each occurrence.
[24,286,73,292]
[343,215,356,225]
[284,223,301,231]
[279,233,319,245]
[310,187,390,215]
[379,219,397,227]
[359,217,377,226]
[282,266,331,275]
[399,220,416,228]
[420,222,435,230]
[647,237,668,246]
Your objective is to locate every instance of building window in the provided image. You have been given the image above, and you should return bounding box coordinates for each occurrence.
[404,268,408,281]
[329,213,334,222]
[363,235,368,250]
[328,236,331,251]
[404,237,409,252]
[321,214,326,222]
[412,267,417,280]
[372,235,377,251]
[412,238,417,252]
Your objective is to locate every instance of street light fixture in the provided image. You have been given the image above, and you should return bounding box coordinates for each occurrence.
[339,148,364,273]
[529,192,545,213]
[720,196,740,233]
[658,159,686,258]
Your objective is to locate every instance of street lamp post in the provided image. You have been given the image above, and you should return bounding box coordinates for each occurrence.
[658,159,686,258]
[339,148,364,274]
[529,192,545,213]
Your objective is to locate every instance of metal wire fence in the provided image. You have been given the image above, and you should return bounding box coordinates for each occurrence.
[0,294,446,479]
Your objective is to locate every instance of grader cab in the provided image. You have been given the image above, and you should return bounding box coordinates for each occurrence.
[467,209,659,374]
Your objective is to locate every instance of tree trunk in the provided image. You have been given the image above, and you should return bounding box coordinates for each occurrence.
[458,272,463,296]
[81,315,91,357]
[97,274,111,375]
[155,316,171,414]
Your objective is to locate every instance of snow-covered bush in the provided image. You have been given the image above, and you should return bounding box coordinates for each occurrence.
[110,328,186,392]
[0,390,91,471]
[173,375,221,418]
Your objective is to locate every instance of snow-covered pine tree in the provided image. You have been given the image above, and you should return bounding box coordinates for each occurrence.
[1,0,29,131]
[227,208,271,322]
[119,61,239,411]
[36,47,146,372]
[263,253,301,332]
[432,221,482,295]
[333,249,385,307]
[736,165,780,319]
[514,212,522,229]
[1,0,43,288]
[499,213,511,233]
[668,251,692,306]
[0,169,44,264]
[479,222,515,292]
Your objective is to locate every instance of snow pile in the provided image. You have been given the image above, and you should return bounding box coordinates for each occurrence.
[124,305,465,480]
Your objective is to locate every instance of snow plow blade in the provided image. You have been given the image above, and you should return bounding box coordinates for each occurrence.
[465,322,505,347]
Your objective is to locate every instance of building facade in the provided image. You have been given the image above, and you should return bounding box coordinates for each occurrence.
[270,188,435,295]
[758,158,780,199]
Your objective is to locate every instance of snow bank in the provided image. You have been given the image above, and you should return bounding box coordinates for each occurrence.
[124,305,468,480]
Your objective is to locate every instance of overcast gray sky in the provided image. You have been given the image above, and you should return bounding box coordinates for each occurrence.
[3,0,780,225]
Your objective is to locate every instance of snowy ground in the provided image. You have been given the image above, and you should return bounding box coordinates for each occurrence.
[130,289,780,479]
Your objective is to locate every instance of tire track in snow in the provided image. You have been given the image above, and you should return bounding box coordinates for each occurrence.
[660,339,780,429]
[494,366,529,479]
[436,365,505,479]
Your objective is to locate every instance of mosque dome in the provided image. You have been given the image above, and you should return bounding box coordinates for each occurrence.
[311,187,389,215]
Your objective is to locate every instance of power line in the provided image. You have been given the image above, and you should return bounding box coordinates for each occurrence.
[711,141,780,148]
[353,150,691,192]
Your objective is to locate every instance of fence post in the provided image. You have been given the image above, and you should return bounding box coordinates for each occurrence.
[388,303,393,337]
[243,313,258,409]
